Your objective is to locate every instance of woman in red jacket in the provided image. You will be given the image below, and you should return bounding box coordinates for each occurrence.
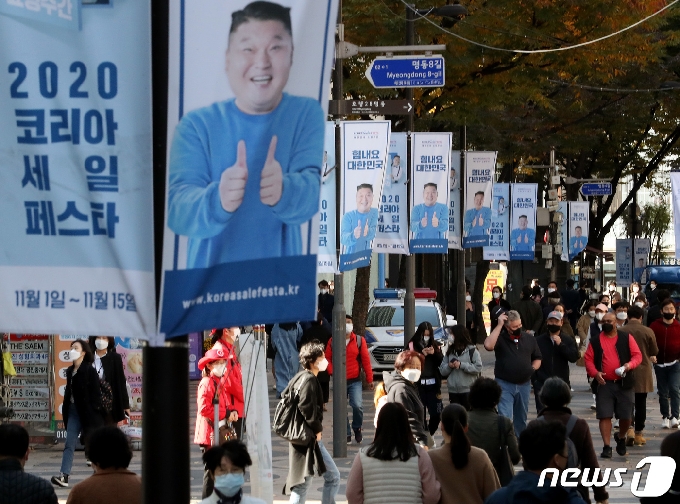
[210,328,245,437]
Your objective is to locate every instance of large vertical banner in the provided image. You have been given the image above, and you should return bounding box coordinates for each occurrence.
[448,152,461,250]
[483,183,510,261]
[160,1,338,337]
[0,0,80,30]
[0,2,155,338]
[318,122,336,273]
[559,202,569,262]
[672,171,680,260]
[509,184,538,261]
[463,152,496,248]
[568,202,589,261]
[410,132,452,253]
[339,121,390,271]
[634,238,651,283]
[616,238,633,287]
[375,132,409,254]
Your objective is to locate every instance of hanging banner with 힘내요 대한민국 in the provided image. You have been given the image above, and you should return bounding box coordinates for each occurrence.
[568,202,589,261]
[375,132,408,254]
[634,238,650,283]
[159,0,339,338]
[483,184,510,261]
[463,152,496,248]
[339,121,390,271]
[448,152,461,250]
[672,171,680,260]
[0,0,81,31]
[410,132,452,253]
[616,238,633,287]
[509,184,538,261]
[559,201,569,262]
[0,2,156,338]
[317,122,336,273]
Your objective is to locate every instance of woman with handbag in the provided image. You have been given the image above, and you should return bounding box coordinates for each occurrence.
[195,348,239,499]
[88,336,130,425]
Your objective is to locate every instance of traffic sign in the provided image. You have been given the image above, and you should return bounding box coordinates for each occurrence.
[328,99,414,115]
[580,182,612,196]
[365,55,445,88]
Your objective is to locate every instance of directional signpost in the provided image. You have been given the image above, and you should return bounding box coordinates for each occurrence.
[365,55,445,88]
[328,99,414,115]
[580,182,612,196]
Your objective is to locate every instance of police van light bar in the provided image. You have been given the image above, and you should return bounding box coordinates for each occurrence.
[414,288,437,299]
[374,289,405,300]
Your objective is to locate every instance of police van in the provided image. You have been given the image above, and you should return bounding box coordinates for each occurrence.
[641,265,680,302]
[364,288,455,371]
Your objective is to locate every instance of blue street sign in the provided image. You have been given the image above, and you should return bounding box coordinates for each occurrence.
[580,182,612,196]
[365,55,445,88]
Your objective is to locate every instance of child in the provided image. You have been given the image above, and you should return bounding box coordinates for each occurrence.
[373,382,388,428]
[439,326,482,410]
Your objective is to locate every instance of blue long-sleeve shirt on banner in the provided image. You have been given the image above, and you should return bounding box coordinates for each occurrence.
[341,209,379,254]
[463,207,492,237]
[167,94,324,268]
[569,236,587,254]
[410,203,448,239]
[510,227,536,251]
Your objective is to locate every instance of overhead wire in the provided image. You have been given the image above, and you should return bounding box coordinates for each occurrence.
[548,79,680,93]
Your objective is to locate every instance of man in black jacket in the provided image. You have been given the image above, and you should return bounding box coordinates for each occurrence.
[0,424,57,504]
[532,311,579,413]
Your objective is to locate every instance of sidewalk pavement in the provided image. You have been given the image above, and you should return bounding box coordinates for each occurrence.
[21,347,677,503]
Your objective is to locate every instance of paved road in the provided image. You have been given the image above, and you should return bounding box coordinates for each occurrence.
[22,348,676,503]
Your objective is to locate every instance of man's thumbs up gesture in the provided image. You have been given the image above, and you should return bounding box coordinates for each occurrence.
[220,140,249,213]
[421,212,428,228]
[354,220,362,239]
[432,211,439,228]
[260,136,283,206]
[364,219,370,237]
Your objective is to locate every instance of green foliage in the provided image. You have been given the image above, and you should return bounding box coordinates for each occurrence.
[641,202,672,262]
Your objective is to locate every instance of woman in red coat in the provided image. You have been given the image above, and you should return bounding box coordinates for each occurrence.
[210,328,245,435]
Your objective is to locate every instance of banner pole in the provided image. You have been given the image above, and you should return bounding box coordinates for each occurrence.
[457,126,466,333]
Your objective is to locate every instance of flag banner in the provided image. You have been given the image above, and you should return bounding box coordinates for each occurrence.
[616,238,633,287]
[672,171,680,260]
[483,183,510,261]
[463,151,496,248]
[568,202,589,261]
[447,151,461,250]
[409,132,452,253]
[375,132,409,254]
[559,201,569,262]
[160,0,338,338]
[318,122,336,273]
[0,1,155,338]
[509,183,538,261]
[339,121,390,271]
[0,0,80,30]
[634,238,650,283]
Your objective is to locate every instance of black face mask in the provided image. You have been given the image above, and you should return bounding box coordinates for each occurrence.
[602,322,614,333]
[547,324,561,334]
[663,312,676,321]
[509,327,521,336]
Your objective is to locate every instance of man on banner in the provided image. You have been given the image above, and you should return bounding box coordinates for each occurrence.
[634,258,647,283]
[389,154,404,187]
[341,184,379,254]
[167,1,324,268]
[569,226,587,259]
[510,215,535,252]
[463,191,492,240]
[410,183,448,239]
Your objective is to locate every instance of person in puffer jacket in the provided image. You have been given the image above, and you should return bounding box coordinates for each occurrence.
[439,325,482,410]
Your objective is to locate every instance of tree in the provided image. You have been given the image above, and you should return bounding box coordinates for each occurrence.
[641,202,673,263]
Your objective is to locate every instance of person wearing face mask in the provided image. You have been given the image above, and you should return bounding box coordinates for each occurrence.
[584,311,642,458]
[464,291,475,331]
[87,336,130,425]
[598,294,611,311]
[487,286,511,331]
[576,301,598,346]
[211,328,245,437]
[484,310,542,438]
[271,322,303,399]
[539,281,559,311]
[407,322,444,436]
[439,325,482,411]
[582,303,609,410]
[539,303,575,340]
[325,315,374,445]
[532,312,579,413]
[195,348,239,498]
[317,280,334,324]
[650,298,680,430]
[612,301,629,328]
[647,289,671,326]
[383,350,430,449]
[629,282,642,304]
[283,342,340,504]
[646,280,659,306]
[52,340,105,488]
[200,440,266,504]
[513,285,544,336]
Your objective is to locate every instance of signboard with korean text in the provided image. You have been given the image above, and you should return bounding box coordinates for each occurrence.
[568,202,589,261]
[114,337,143,414]
[509,184,538,261]
[365,55,445,88]
[616,238,633,287]
[483,183,510,261]
[375,132,408,254]
[448,152,461,250]
[339,121,390,271]
[634,238,651,283]
[53,334,79,422]
[9,334,50,422]
[409,132,452,253]
[463,152,496,248]
[160,0,339,338]
[318,122,337,273]
[0,1,155,339]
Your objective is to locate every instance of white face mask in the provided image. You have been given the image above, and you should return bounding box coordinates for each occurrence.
[423,336,431,343]
[401,368,421,382]
[317,358,329,372]
[346,323,353,335]
[212,363,227,377]
[595,312,605,321]
[95,339,109,350]
[588,310,596,318]
[547,288,556,294]
[493,292,501,299]
[650,284,657,290]
[616,312,628,320]
[69,349,81,361]
[465,295,471,302]
[320,289,328,295]
[635,302,645,308]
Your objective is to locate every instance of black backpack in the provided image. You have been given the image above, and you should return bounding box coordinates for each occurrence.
[538,414,579,469]
[273,372,314,446]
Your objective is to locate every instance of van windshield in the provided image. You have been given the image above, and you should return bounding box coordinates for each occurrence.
[645,283,680,300]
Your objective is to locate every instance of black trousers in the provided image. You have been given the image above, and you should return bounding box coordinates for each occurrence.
[418,383,443,435]
[448,392,470,411]
[633,392,648,432]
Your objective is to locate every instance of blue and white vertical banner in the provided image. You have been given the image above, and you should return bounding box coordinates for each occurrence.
[616,239,633,287]
[559,202,569,262]
[672,171,680,260]
[463,151,496,248]
[375,132,409,254]
[483,183,510,261]
[447,151,461,250]
[339,121,390,271]
[509,184,538,261]
[0,0,80,31]
[160,0,338,338]
[568,201,589,261]
[318,122,336,273]
[634,238,650,283]
[410,132,452,253]
[0,1,155,338]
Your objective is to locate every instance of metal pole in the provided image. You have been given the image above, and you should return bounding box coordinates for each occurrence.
[332,1,347,458]
[403,4,416,345]
[631,174,637,300]
[457,126,466,329]
[378,254,386,288]
[550,147,557,282]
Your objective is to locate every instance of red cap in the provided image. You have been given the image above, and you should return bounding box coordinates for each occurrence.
[198,348,226,371]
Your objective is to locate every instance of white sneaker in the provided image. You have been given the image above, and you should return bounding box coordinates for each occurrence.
[662,417,671,429]
[590,394,597,410]
[614,418,619,428]
[671,417,679,428]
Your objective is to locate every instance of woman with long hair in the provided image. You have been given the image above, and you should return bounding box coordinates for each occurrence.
[345,402,440,504]
[406,321,443,435]
[88,336,130,424]
[439,326,482,410]
[428,404,500,504]
[210,328,244,437]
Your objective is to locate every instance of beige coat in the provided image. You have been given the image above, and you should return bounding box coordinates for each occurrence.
[65,469,141,504]
[626,320,659,393]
